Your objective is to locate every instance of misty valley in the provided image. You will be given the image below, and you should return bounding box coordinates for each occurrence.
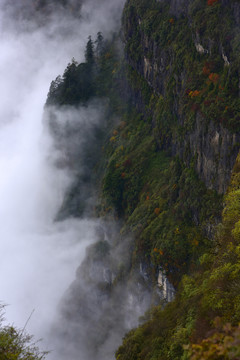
[0,0,240,360]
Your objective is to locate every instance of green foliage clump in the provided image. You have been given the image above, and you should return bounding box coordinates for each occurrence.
[0,307,47,360]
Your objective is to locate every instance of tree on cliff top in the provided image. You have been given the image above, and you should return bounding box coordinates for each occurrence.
[85,36,94,65]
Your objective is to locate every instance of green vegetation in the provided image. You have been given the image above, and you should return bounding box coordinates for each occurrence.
[0,307,46,360]
[123,0,240,134]
[116,153,240,360]
[100,106,222,285]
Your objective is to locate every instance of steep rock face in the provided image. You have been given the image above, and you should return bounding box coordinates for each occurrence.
[157,270,175,302]
[166,0,240,21]
[123,0,240,194]
[174,114,240,193]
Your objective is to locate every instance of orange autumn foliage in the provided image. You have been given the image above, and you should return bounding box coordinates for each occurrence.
[188,90,200,98]
[154,208,160,215]
[203,65,210,75]
[153,248,164,256]
[192,239,199,247]
[209,73,219,83]
[203,61,215,75]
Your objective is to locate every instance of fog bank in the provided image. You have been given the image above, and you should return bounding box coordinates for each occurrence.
[0,0,124,339]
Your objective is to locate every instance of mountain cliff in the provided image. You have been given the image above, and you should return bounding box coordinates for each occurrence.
[43,0,240,359]
[123,0,240,194]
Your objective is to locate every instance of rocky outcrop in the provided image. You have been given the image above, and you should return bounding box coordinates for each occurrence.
[174,113,240,193]
[157,270,175,303]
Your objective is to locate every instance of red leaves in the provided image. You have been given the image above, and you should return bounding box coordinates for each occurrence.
[203,65,210,76]
[202,61,215,76]
[209,73,219,83]
[123,159,132,168]
[207,0,218,5]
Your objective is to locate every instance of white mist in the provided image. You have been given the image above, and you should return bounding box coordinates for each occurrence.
[0,0,126,358]
[0,0,105,344]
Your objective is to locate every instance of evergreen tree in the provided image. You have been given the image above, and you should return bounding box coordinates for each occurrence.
[85,36,94,65]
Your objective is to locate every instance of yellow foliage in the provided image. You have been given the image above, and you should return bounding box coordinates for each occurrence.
[189,90,201,98]
[187,318,240,360]
[175,227,180,234]
[153,248,164,255]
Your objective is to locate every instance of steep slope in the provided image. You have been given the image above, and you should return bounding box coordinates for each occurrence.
[114,0,240,358]
[44,0,240,359]
[122,0,240,194]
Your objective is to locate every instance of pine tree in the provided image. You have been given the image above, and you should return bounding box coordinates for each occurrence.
[85,36,94,65]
